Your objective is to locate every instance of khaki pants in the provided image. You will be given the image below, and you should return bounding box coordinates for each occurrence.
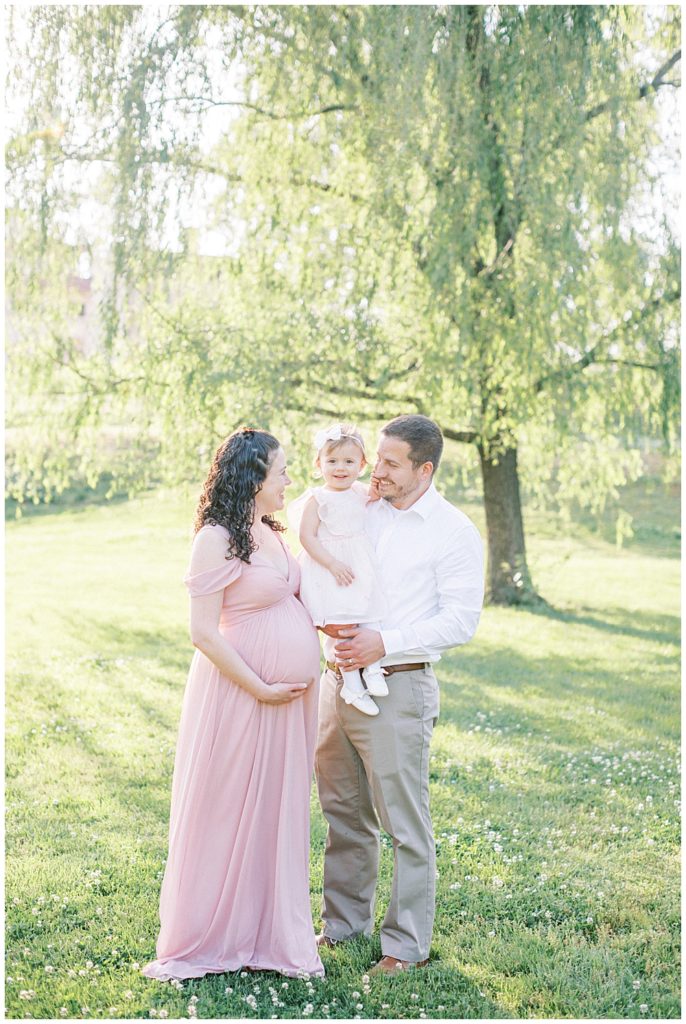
[315,664,439,962]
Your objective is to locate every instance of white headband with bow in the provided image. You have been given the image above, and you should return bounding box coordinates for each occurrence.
[314,425,365,452]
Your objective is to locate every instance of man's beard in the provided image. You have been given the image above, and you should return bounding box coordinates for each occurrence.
[379,479,418,505]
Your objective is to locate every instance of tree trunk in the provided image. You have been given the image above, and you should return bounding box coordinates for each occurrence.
[478,442,542,605]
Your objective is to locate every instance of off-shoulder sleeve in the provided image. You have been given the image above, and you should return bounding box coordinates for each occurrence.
[184,559,243,596]
[183,525,243,596]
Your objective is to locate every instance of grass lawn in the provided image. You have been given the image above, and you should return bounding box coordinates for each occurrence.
[5,479,680,1019]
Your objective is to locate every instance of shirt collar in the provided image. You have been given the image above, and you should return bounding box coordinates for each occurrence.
[406,482,440,519]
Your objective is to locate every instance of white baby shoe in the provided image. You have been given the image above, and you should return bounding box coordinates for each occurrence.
[362,670,389,697]
[340,686,380,716]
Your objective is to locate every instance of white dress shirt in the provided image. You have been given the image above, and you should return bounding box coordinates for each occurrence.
[365,483,484,666]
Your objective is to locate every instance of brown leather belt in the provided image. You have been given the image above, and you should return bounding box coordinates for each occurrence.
[325,660,429,678]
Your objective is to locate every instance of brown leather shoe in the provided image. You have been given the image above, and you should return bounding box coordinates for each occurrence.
[369,955,429,975]
[315,934,338,948]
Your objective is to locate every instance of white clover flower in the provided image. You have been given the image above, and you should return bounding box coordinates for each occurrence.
[633,980,641,990]
[59,1009,68,1017]
[640,1005,648,1013]
[158,1011,169,1019]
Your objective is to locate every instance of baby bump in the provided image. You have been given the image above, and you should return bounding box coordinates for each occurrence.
[220,596,321,685]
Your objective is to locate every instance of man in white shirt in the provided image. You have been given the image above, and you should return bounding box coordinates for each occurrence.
[315,414,484,974]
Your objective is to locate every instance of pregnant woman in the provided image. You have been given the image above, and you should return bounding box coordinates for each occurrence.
[143,428,324,980]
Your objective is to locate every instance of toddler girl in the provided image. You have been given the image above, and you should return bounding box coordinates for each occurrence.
[288,424,387,716]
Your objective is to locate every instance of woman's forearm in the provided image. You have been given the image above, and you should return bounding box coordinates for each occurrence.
[191,629,270,700]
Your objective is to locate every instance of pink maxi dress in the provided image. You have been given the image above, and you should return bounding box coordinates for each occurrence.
[143,524,324,980]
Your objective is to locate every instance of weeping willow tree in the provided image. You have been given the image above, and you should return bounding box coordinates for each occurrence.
[5,4,680,603]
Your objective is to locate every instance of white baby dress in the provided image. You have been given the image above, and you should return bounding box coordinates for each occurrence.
[289,484,386,626]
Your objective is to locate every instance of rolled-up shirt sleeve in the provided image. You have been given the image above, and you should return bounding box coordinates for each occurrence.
[380,524,484,658]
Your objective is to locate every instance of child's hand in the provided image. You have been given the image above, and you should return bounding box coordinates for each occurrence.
[368,476,382,502]
[328,560,355,586]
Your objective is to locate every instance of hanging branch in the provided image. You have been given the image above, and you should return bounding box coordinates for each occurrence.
[584,49,681,122]
[534,287,681,393]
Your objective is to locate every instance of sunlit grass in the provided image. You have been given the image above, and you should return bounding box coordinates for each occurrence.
[5,481,680,1018]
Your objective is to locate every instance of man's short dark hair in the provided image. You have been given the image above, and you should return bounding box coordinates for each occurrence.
[381,415,444,476]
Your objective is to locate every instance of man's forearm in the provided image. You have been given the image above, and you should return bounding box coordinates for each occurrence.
[381,605,482,658]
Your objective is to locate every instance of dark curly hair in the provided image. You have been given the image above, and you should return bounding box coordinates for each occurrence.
[194,428,286,562]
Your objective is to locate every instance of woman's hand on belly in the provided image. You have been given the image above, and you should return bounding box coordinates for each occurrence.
[257,679,314,704]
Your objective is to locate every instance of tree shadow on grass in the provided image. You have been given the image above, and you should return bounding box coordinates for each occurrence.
[524,602,680,646]
[432,597,680,750]
[5,487,134,523]
[6,617,186,832]
[435,638,678,751]
[63,617,191,674]
[437,661,677,751]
